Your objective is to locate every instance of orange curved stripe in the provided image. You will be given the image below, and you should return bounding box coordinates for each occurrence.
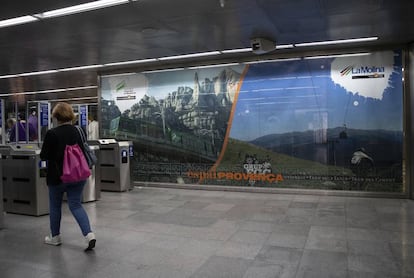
[209,64,250,173]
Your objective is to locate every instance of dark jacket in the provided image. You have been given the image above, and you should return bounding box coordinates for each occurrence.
[40,124,87,185]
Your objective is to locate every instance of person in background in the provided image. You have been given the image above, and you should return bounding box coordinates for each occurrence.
[28,109,38,139]
[40,102,96,251]
[8,113,37,142]
[88,114,99,140]
[8,116,24,142]
[6,118,16,142]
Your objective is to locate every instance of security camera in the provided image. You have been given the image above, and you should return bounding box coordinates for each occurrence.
[250,38,276,54]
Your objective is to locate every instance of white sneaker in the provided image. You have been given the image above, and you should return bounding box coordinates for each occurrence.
[85,232,96,251]
[44,234,62,246]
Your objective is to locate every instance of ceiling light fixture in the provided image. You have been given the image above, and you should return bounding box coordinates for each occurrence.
[64,85,98,91]
[275,44,294,49]
[0,74,20,79]
[188,63,240,69]
[1,85,97,96]
[141,68,185,73]
[19,70,59,76]
[46,96,99,102]
[58,64,103,72]
[158,51,221,61]
[244,58,301,64]
[295,37,378,47]
[303,52,371,60]
[0,15,39,28]
[100,72,137,78]
[37,0,130,19]
[104,58,158,66]
[0,1,134,29]
[221,48,252,54]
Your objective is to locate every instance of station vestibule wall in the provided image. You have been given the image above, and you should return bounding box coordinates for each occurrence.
[99,48,409,196]
[408,44,414,199]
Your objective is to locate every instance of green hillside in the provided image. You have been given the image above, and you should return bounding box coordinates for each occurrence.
[218,138,350,173]
[211,138,360,190]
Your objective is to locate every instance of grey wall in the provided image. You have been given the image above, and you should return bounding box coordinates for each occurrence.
[408,45,414,199]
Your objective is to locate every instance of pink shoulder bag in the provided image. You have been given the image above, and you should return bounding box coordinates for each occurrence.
[60,144,91,183]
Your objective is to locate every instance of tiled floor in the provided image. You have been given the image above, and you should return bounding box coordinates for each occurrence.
[1,186,414,278]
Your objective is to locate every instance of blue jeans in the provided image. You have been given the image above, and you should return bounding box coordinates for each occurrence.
[48,180,92,237]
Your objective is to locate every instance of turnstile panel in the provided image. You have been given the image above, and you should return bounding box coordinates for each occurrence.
[2,145,48,216]
[96,140,132,192]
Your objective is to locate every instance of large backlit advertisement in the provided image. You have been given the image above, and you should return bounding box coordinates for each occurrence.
[100,50,404,192]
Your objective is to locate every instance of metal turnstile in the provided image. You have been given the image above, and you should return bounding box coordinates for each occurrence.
[81,144,100,202]
[96,139,132,192]
[1,144,48,216]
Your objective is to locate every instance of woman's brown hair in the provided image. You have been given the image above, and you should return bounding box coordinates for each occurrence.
[52,102,75,123]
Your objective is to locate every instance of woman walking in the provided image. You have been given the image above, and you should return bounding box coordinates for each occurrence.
[40,102,96,251]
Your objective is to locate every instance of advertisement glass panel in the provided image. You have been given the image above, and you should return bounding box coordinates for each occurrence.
[100,50,403,192]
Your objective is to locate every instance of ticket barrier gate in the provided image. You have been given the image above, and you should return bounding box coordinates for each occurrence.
[1,145,48,216]
[96,139,132,192]
[82,144,100,202]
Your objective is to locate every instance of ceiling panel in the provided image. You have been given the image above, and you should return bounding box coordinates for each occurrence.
[0,1,91,19]
[0,0,413,100]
